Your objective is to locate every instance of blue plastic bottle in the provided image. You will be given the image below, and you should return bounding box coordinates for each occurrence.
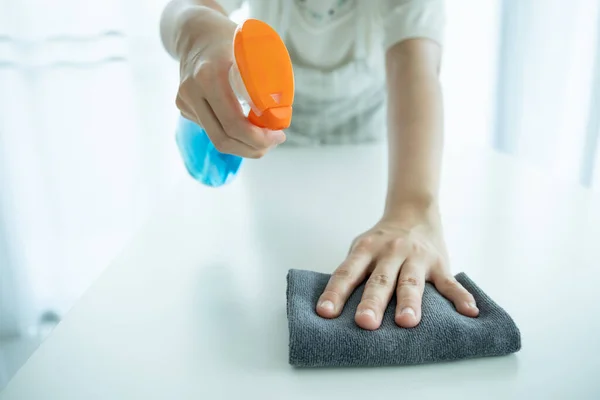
[175,117,243,187]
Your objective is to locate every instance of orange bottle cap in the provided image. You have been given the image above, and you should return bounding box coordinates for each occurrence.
[233,19,294,131]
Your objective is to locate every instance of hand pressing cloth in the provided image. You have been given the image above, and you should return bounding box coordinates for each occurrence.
[286,269,521,368]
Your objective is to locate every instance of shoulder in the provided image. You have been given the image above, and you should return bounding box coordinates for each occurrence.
[379,0,446,50]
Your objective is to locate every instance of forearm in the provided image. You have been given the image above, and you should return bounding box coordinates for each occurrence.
[383,39,443,220]
[160,0,235,59]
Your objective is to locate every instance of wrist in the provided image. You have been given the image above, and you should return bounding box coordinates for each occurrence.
[174,5,236,59]
[383,194,440,222]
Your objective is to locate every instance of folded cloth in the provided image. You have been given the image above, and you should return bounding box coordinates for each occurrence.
[286,269,521,368]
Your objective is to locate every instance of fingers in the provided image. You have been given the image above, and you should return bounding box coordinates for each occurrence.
[316,238,373,319]
[394,260,426,328]
[177,61,286,158]
[431,272,479,317]
[199,60,246,130]
[193,98,266,158]
[176,93,196,122]
[355,239,406,330]
[205,70,286,148]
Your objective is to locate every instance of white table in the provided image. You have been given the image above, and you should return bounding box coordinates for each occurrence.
[2,143,600,400]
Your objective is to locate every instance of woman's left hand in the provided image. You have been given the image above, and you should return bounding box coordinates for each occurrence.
[316,206,479,330]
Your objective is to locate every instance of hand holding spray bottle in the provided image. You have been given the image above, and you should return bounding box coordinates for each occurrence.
[176,18,295,187]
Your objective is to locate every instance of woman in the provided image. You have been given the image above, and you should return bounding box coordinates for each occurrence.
[160,0,479,331]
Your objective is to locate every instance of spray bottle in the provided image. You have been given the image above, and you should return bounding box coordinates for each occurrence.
[176,18,294,187]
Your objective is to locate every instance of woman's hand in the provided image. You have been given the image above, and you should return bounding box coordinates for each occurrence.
[316,206,479,330]
[174,7,285,158]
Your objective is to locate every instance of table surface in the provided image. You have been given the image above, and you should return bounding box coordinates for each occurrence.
[2,143,600,400]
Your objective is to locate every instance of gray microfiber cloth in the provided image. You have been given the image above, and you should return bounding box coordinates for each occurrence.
[286,269,521,368]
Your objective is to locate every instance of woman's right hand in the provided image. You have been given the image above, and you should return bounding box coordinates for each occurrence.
[175,7,286,158]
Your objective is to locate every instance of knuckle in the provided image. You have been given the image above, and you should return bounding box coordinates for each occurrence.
[175,95,186,111]
[390,237,405,251]
[320,289,341,301]
[455,285,473,299]
[397,295,417,306]
[195,60,214,83]
[464,293,475,303]
[442,276,459,288]
[223,116,248,136]
[178,75,193,94]
[435,258,448,271]
[250,148,268,159]
[366,273,392,288]
[348,251,369,265]
[372,228,386,237]
[360,295,381,307]
[211,136,230,153]
[180,111,195,123]
[332,268,352,280]
[398,276,420,288]
[410,242,427,257]
[213,143,226,153]
[381,244,401,260]
[353,236,373,252]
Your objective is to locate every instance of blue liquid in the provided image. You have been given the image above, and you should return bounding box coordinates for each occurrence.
[175,116,243,187]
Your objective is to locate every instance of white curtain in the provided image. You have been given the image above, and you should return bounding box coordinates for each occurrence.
[0,0,598,380]
[0,0,182,338]
[493,0,600,188]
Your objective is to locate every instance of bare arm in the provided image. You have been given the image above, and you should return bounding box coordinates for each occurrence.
[159,0,236,60]
[316,37,478,330]
[159,0,285,158]
[384,38,444,220]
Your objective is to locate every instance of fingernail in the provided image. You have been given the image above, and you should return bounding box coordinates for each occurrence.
[400,307,415,317]
[468,301,478,309]
[319,300,334,311]
[358,309,376,319]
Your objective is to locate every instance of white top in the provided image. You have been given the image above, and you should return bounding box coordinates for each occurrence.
[224,0,445,69]
[200,1,446,145]
[2,143,600,399]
